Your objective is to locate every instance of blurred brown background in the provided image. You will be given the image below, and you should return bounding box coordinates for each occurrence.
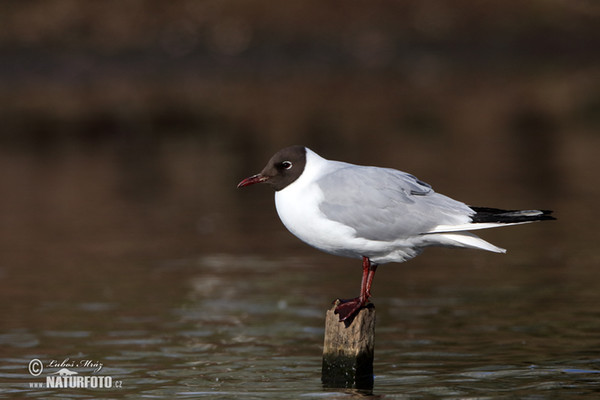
[0,0,598,279]
[1,4,599,395]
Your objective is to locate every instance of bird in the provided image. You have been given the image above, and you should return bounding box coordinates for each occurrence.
[237,145,555,322]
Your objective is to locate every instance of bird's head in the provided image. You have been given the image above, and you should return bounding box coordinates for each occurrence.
[237,145,307,191]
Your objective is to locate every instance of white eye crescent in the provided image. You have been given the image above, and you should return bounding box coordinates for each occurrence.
[281,161,292,170]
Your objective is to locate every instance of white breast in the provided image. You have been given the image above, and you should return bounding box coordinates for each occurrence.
[274,150,359,258]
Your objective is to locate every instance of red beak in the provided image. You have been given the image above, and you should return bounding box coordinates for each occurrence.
[237,174,269,188]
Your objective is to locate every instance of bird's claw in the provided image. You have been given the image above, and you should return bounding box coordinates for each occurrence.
[334,297,364,322]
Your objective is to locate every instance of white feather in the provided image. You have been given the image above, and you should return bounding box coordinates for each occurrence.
[423,232,507,253]
[428,221,534,233]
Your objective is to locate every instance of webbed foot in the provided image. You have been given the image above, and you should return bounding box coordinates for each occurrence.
[334,297,365,322]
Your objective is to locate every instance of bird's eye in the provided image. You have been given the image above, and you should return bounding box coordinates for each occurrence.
[281,161,293,170]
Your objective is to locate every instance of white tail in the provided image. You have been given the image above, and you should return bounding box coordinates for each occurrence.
[423,232,507,253]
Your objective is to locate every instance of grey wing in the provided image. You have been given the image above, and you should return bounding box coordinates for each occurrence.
[317,166,474,241]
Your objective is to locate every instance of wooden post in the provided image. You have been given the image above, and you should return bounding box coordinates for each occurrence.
[321,301,375,390]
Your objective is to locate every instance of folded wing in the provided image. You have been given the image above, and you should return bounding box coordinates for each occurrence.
[316,165,474,241]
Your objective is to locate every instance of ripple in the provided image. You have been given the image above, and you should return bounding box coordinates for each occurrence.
[0,331,39,348]
[44,330,91,338]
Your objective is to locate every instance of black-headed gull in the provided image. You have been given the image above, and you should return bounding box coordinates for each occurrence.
[238,145,555,321]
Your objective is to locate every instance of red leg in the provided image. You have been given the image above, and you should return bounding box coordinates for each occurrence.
[365,262,378,299]
[359,256,370,297]
[334,257,378,322]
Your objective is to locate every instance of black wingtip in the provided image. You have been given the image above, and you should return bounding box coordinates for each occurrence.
[470,207,555,224]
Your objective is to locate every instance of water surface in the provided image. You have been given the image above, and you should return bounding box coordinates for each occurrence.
[2,243,599,398]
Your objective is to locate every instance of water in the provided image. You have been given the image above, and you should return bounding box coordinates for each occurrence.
[0,136,598,399]
[2,243,600,398]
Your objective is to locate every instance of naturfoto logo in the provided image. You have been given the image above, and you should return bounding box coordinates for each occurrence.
[28,358,122,389]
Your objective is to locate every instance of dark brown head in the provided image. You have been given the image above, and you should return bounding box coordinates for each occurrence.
[237,145,307,191]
